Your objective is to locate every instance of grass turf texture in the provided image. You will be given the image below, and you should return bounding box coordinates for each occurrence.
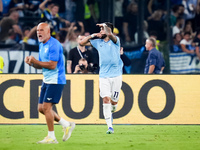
[0,125,199,150]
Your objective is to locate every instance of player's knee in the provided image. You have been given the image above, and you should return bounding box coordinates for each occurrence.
[103,97,110,104]
[42,104,51,113]
[38,107,43,114]
[38,105,44,114]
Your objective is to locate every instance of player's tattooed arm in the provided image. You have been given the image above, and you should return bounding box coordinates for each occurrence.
[79,35,92,46]
[67,60,72,73]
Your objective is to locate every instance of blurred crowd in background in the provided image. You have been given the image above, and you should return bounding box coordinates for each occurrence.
[0,0,200,74]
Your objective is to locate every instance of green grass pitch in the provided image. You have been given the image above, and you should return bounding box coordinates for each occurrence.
[0,125,199,150]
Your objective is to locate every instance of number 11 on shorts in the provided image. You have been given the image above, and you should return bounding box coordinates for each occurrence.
[113,91,119,99]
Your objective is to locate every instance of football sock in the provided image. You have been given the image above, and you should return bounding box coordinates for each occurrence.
[48,131,56,140]
[103,103,113,128]
[111,104,118,112]
[58,118,70,127]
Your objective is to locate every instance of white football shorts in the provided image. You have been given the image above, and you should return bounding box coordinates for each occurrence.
[99,75,122,102]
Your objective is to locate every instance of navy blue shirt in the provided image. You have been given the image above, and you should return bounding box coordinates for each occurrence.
[144,48,165,74]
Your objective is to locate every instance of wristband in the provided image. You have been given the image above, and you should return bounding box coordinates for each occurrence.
[91,34,95,38]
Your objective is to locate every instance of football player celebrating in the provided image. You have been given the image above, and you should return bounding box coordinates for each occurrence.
[79,22,123,134]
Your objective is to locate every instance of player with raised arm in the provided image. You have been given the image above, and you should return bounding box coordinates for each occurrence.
[24,22,75,144]
[79,22,123,134]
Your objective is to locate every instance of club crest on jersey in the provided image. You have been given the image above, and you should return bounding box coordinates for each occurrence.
[45,47,48,53]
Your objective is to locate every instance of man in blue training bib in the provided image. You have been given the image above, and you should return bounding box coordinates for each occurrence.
[79,22,123,134]
[24,22,75,144]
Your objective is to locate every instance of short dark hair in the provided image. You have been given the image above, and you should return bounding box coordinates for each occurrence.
[172,5,180,13]
[176,17,184,22]
[184,32,191,36]
[173,33,181,39]
[52,3,60,8]
[47,1,54,5]
[178,4,184,8]
[79,58,87,62]
[105,22,114,32]
[23,26,31,32]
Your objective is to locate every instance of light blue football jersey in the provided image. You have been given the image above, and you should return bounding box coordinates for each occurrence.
[90,36,123,78]
[39,37,66,84]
